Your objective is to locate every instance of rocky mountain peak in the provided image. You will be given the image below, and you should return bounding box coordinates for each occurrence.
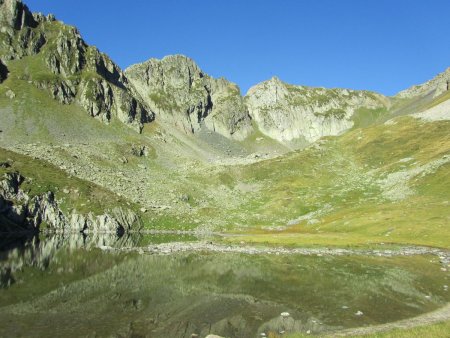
[125,54,253,140]
[126,55,204,96]
[246,76,290,105]
[245,78,388,143]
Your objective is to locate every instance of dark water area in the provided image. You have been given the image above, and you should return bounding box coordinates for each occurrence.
[0,233,448,337]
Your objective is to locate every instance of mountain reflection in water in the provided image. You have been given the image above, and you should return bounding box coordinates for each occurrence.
[0,233,448,338]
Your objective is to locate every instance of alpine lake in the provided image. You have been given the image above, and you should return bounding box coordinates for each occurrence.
[0,233,448,338]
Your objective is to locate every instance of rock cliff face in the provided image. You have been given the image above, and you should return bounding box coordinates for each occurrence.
[0,0,46,60]
[396,68,450,99]
[0,172,141,234]
[0,0,153,132]
[125,55,253,140]
[126,56,391,144]
[245,77,388,143]
[0,0,37,32]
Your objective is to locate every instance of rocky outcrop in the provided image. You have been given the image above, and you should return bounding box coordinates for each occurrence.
[0,59,7,82]
[245,77,388,143]
[0,0,154,132]
[33,78,76,104]
[396,67,450,99]
[44,26,85,77]
[0,0,47,60]
[0,172,141,234]
[69,208,140,235]
[0,0,36,31]
[125,55,253,140]
[206,78,252,140]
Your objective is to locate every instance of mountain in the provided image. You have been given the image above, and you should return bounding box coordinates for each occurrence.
[0,0,449,249]
[245,76,389,144]
[0,0,411,147]
[0,0,153,132]
[126,57,391,146]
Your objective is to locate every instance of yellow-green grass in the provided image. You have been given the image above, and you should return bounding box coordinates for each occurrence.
[223,115,450,249]
[282,320,450,337]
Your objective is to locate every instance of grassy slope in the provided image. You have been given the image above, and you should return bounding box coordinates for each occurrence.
[2,55,449,247]
[1,28,448,247]
[222,112,450,248]
[2,57,448,246]
[0,147,140,220]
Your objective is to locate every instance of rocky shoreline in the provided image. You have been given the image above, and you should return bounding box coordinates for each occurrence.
[101,240,450,265]
[0,171,141,234]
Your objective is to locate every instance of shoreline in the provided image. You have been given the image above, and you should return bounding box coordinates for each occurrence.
[101,240,450,265]
[330,304,450,337]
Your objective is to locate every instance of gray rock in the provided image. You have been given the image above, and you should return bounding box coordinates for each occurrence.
[5,89,15,99]
[33,79,76,104]
[27,191,67,231]
[0,0,37,31]
[131,144,148,157]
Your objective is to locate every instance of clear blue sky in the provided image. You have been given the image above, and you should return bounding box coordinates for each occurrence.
[26,0,450,96]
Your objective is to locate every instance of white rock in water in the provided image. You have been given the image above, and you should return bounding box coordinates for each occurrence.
[281,312,290,317]
[355,310,364,316]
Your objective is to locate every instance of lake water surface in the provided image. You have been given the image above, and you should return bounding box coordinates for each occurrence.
[0,233,448,337]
